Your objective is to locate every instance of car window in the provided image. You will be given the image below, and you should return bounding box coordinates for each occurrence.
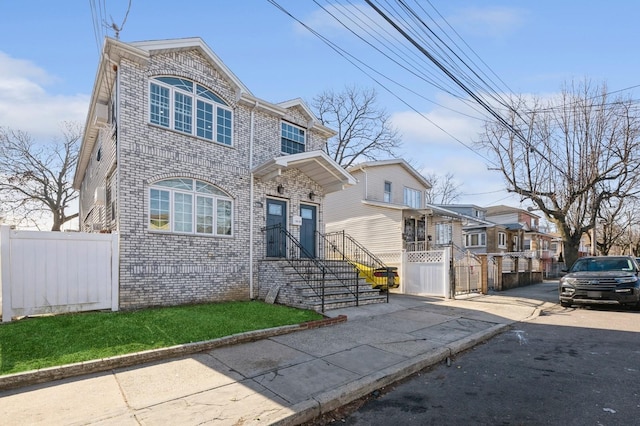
[571,258,633,272]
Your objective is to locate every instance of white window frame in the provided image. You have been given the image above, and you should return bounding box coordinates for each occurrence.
[403,187,423,209]
[498,232,507,249]
[465,232,486,248]
[384,181,392,203]
[435,223,452,245]
[281,121,306,154]
[149,77,233,146]
[149,178,233,237]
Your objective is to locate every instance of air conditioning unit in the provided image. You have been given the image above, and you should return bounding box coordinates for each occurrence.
[94,186,106,205]
[93,102,109,126]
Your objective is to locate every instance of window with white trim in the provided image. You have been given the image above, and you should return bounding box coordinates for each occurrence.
[281,122,305,154]
[149,77,233,145]
[465,232,486,247]
[149,178,232,236]
[403,187,423,208]
[435,223,452,245]
[498,232,507,248]
[384,181,392,203]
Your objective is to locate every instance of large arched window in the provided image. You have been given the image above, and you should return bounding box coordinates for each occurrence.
[149,178,232,236]
[149,77,233,146]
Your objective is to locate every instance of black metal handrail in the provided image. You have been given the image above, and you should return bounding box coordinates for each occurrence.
[263,224,359,311]
[319,231,393,301]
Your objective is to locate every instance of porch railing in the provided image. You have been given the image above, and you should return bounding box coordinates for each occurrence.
[263,224,360,312]
[319,231,393,301]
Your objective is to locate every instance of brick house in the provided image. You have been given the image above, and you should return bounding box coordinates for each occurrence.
[73,37,355,309]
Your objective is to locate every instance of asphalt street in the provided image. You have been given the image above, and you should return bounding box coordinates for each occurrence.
[335,283,640,426]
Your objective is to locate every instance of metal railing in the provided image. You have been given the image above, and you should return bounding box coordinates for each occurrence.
[320,231,394,301]
[263,224,359,312]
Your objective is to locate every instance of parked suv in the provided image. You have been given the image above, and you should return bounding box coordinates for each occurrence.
[559,256,640,308]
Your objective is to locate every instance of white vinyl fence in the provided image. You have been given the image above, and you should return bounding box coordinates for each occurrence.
[1,226,118,322]
[386,248,450,298]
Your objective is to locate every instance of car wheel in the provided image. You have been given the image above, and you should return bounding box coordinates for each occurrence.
[560,300,571,308]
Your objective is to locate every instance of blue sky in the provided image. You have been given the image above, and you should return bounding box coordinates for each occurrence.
[2,1,640,208]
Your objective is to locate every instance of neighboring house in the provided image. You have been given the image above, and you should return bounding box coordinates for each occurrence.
[324,160,484,257]
[324,159,433,254]
[436,204,508,255]
[73,37,355,309]
[484,205,555,259]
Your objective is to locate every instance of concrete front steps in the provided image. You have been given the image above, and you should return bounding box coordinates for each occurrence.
[281,259,388,312]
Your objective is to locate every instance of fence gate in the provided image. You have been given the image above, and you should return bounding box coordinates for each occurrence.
[453,251,482,295]
[1,226,119,322]
[402,249,450,297]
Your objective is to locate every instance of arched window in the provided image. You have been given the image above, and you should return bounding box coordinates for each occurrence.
[149,77,233,145]
[149,178,232,236]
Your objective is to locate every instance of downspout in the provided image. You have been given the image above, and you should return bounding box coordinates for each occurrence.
[249,101,257,299]
[362,166,368,200]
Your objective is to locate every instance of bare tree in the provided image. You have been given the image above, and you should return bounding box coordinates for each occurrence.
[594,199,629,255]
[424,171,461,204]
[312,85,402,168]
[477,81,640,267]
[0,122,81,231]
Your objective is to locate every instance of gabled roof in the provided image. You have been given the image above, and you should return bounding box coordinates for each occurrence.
[131,37,253,95]
[73,37,334,189]
[276,98,336,138]
[252,151,356,193]
[348,159,432,189]
[485,204,540,219]
[426,203,495,226]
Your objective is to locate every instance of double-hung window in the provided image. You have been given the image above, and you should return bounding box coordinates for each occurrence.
[384,181,392,203]
[149,178,233,236]
[281,122,305,154]
[403,187,423,208]
[149,77,233,145]
[498,232,507,248]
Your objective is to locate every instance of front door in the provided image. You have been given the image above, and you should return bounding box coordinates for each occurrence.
[300,204,317,258]
[266,199,287,257]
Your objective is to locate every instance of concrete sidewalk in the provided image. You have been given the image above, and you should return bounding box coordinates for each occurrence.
[0,283,559,425]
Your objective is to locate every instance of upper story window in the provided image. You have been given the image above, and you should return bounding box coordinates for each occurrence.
[149,77,233,146]
[465,232,486,248]
[404,187,423,209]
[384,181,392,203]
[281,122,306,154]
[498,232,507,248]
[149,178,232,236]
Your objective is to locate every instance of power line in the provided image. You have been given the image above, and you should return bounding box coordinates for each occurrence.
[267,0,497,165]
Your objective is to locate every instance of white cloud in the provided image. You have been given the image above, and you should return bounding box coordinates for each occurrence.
[0,52,88,141]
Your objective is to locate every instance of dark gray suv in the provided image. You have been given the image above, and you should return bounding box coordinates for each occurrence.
[559,256,640,308]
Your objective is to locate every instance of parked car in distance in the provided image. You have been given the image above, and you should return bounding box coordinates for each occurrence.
[559,256,640,309]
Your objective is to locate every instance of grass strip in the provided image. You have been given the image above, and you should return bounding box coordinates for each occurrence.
[0,301,322,375]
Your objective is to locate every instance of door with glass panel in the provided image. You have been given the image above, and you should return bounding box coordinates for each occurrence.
[266,199,287,257]
[299,204,317,258]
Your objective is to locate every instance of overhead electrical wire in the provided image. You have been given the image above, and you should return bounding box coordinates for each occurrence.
[267,0,640,175]
[266,0,497,165]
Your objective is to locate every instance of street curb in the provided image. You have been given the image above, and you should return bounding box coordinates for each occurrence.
[267,323,511,425]
[0,315,347,392]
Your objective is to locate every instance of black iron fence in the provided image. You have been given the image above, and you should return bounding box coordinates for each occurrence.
[320,231,395,300]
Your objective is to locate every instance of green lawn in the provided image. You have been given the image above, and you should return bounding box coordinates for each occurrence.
[0,301,323,375]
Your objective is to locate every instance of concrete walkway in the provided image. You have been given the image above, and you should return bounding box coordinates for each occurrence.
[0,282,559,425]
